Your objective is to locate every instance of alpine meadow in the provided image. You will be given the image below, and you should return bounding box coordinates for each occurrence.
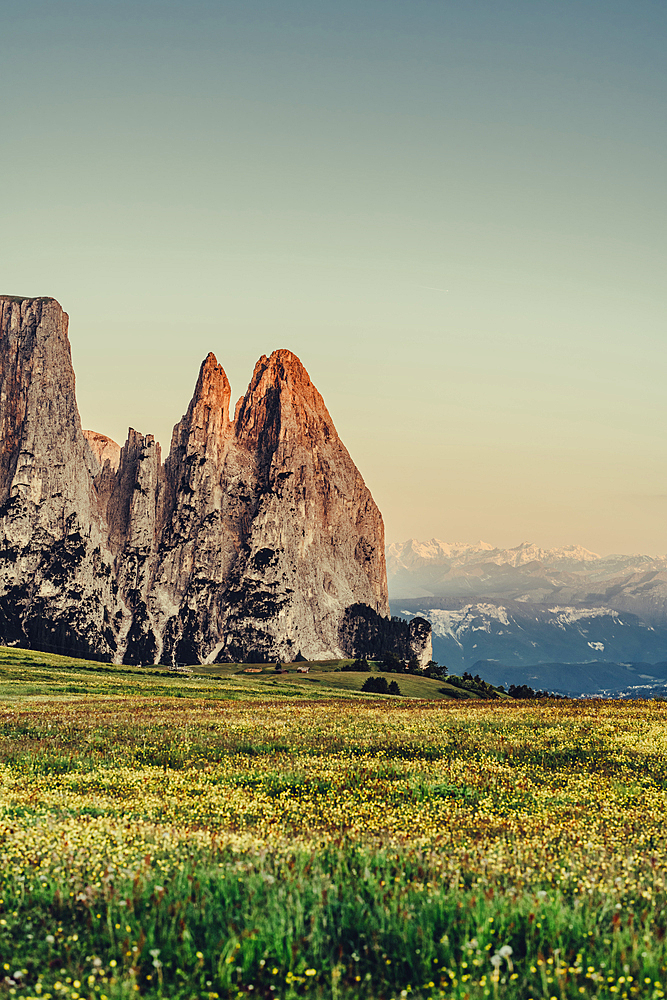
[2,652,667,1000]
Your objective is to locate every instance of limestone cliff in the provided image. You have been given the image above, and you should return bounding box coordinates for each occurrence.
[0,297,119,659]
[153,349,392,664]
[0,295,431,665]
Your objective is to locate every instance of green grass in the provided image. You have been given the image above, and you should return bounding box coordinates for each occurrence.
[5,649,667,1000]
[4,648,661,999]
[1,845,655,1000]
[0,647,355,703]
[280,669,479,699]
[2,689,667,998]
[0,646,486,703]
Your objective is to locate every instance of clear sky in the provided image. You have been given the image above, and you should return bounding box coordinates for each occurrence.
[2,0,666,555]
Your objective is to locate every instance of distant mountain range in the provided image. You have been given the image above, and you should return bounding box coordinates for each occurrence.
[387,539,667,620]
[387,539,667,692]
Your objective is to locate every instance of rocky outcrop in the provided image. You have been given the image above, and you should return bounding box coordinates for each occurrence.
[83,430,121,472]
[338,604,433,666]
[0,295,431,665]
[0,296,119,659]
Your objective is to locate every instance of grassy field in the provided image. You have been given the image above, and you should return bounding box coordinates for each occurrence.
[0,647,479,703]
[1,647,667,999]
[196,665,473,701]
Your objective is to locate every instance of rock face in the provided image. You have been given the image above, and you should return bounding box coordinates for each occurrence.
[0,297,118,659]
[83,430,121,472]
[0,295,431,665]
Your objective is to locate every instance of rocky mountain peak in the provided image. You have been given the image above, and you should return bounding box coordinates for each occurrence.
[0,295,97,512]
[194,352,231,412]
[235,348,335,456]
[0,296,431,667]
[0,297,117,658]
[169,351,232,465]
[254,348,314,389]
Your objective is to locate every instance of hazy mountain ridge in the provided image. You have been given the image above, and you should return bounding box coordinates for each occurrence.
[468,658,667,698]
[387,538,603,572]
[393,596,667,673]
[387,539,667,687]
[387,538,667,622]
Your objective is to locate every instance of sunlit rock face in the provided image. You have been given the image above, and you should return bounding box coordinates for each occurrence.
[0,296,431,665]
[151,348,393,664]
[83,430,121,473]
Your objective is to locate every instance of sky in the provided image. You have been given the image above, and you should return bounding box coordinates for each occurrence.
[1,0,666,555]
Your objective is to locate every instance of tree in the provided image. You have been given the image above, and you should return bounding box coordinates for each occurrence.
[507,683,560,699]
[361,676,401,696]
[362,676,389,694]
[380,651,404,673]
[340,658,371,672]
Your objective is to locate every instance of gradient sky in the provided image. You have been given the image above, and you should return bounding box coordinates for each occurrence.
[2,0,666,555]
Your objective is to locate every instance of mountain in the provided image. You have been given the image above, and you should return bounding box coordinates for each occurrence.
[393,597,667,672]
[0,295,431,666]
[387,538,667,620]
[387,538,667,677]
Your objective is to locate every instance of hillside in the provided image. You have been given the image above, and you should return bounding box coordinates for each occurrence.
[472,657,667,698]
[0,646,488,702]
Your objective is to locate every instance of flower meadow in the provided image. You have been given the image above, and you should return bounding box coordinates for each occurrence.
[2,667,667,999]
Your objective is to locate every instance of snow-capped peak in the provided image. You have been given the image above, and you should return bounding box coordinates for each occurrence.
[386,539,601,572]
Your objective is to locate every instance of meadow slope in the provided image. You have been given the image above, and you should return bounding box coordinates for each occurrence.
[0,649,666,999]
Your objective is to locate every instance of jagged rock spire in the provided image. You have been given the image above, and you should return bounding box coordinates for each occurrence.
[170,352,232,463]
[0,296,118,659]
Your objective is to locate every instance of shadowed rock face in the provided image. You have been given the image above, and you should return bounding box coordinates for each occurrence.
[0,296,431,665]
[0,297,118,659]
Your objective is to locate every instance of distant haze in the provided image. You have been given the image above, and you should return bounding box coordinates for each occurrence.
[2,1,666,555]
